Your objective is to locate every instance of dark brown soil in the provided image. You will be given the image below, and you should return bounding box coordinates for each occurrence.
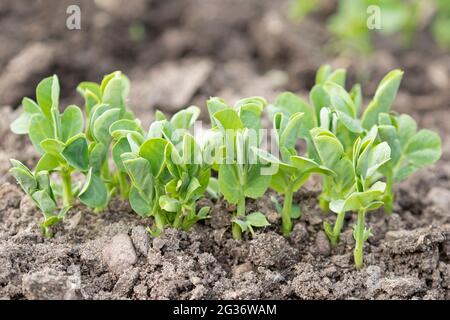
[0,0,449,300]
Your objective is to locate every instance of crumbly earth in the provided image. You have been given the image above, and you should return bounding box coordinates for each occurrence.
[0,0,450,300]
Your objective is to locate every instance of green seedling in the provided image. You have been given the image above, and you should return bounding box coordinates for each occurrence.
[310,127,355,214]
[119,106,209,234]
[325,127,391,269]
[207,97,271,240]
[377,113,442,212]
[9,160,70,237]
[77,71,135,200]
[162,133,211,231]
[10,75,108,211]
[310,65,363,155]
[258,93,334,235]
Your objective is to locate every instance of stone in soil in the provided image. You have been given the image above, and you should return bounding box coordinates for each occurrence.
[102,234,137,275]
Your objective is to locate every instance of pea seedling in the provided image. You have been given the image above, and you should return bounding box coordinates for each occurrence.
[207,97,272,240]
[259,93,334,235]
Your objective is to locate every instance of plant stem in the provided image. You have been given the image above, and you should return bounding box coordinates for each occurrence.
[384,173,394,214]
[281,187,293,236]
[232,196,246,240]
[354,208,366,270]
[61,169,73,207]
[329,210,346,246]
[101,161,111,183]
[154,212,166,232]
[118,172,129,200]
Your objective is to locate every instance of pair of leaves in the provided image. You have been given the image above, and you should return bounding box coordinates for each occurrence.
[233,212,270,236]
[329,181,386,213]
[377,113,442,183]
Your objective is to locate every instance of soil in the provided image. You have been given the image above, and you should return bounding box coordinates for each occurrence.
[0,0,450,300]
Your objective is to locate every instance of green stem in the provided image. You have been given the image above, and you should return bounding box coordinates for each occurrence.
[232,196,246,240]
[330,210,346,247]
[101,161,111,182]
[154,211,166,232]
[118,172,129,200]
[281,187,293,236]
[61,169,73,207]
[354,209,366,270]
[173,206,185,229]
[384,173,394,214]
[319,177,331,212]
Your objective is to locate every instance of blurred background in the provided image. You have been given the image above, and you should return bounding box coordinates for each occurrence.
[0,0,449,150]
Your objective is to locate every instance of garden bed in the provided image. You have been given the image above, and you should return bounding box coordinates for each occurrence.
[0,0,449,300]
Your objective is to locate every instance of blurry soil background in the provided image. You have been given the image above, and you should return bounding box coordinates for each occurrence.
[1,0,450,299]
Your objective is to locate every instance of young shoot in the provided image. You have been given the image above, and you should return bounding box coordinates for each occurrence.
[9,160,69,237]
[325,127,391,269]
[207,97,271,240]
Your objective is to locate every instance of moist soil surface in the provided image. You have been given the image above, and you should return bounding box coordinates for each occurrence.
[0,0,450,299]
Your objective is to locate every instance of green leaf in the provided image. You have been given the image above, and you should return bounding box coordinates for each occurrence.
[207,97,228,125]
[274,92,316,132]
[378,124,401,165]
[311,128,344,169]
[197,206,210,219]
[78,169,108,209]
[102,72,130,111]
[364,142,391,179]
[159,196,180,212]
[361,70,404,130]
[350,84,362,114]
[40,138,65,157]
[170,106,200,129]
[122,157,154,195]
[109,119,143,138]
[62,135,89,171]
[213,109,244,130]
[315,65,332,84]
[32,190,57,214]
[206,177,220,199]
[396,114,417,146]
[77,82,101,100]
[35,153,60,172]
[236,97,266,131]
[310,85,331,121]
[36,75,59,118]
[29,114,54,154]
[218,164,242,204]
[93,108,121,145]
[244,165,271,199]
[246,212,270,227]
[139,138,168,177]
[129,186,151,217]
[233,219,248,233]
[330,181,386,213]
[324,81,357,117]
[9,162,37,194]
[112,137,131,172]
[404,130,441,167]
[88,142,107,173]
[290,155,335,176]
[60,105,84,142]
[280,113,305,149]
[10,98,40,134]
[335,110,363,133]
[328,68,346,87]
[393,165,418,183]
[11,112,33,135]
